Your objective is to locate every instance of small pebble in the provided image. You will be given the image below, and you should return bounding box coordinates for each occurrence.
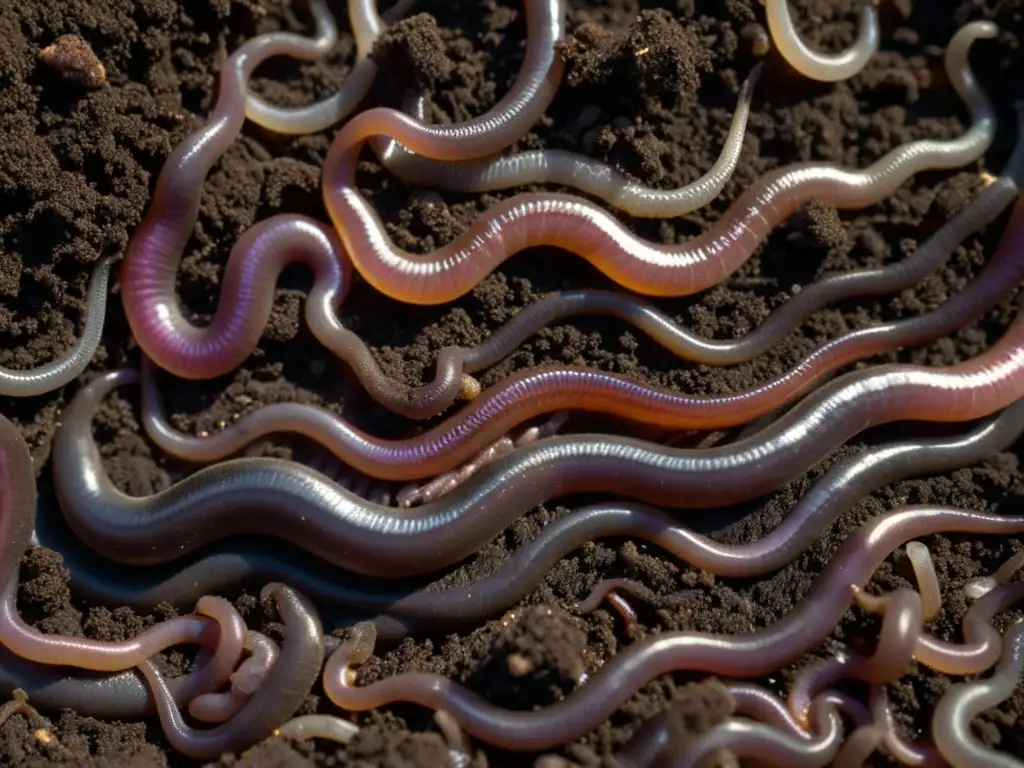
[39,35,106,87]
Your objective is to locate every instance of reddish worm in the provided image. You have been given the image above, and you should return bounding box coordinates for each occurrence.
[322,22,997,304]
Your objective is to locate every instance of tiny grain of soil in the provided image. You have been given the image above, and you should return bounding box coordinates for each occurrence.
[1,0,1023,766]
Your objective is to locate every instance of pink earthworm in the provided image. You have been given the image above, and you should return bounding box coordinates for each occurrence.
[121,0,562,393]
[322,22,997,304]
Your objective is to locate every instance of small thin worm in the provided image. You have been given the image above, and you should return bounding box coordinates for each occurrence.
[276,713,359,742]
[906,540,943,621]
[188,630,279,723]
[53,258,1024,577]
[931,619,1024,768]
[864,686,943,767]
[242,0,379,135]
[136,178,1024,481]
[139,583,324,761]
[322,22,997,304]
[0,408,245,676]
[856,566,1024,677]
[318,505,1024,751]
[371,64,762,218]
[50,388,1024,628]
[0,256,115,397]
[243,0,426,134]
[763,0,881,82]
[788,588,922,725]
[668,697,845,767]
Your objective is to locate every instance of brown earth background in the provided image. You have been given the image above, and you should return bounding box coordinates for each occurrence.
[1,0,1024,765]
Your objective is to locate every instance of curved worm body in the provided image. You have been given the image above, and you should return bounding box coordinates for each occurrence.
[323,22,996,304]
[931,620,1024,768]
[137,190,1024,482]
[243,0,381,135]
[51,254,1024,577]
[43,398,1024,642]
[319,507,1024,751]
[0,256,115,397]
[372,64,761,218]
[0,413,247,686]
[764,0,881,82]
[139,583,324,760]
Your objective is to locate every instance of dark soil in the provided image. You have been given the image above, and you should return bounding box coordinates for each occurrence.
[1,0,1023,765]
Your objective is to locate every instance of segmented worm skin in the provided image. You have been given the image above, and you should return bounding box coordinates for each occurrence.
[931,620,1024,768]
[322,22,996,304]
[51,260,1024,577]
[370,64,761,218]
[0,256,115,397]
[319,506,1024,751]
[763,0,880,82]
[138,583,324,760]
[119,1,565,416]
[46,387,1024,630]
[136,178,1024,477]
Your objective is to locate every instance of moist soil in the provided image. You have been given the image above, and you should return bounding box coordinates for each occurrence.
[1,0,1023,765]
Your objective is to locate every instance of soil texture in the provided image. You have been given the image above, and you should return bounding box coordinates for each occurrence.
[1,0,1023,766]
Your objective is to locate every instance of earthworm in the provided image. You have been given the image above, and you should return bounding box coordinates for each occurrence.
[763,0,880,82]
[964,548,1024,598]
[124,212,483,417]
[188,630,279,723]
[135,186,1024,481]
[138,583,324,760]
[370,64,761,218]
[0,645,256,721]
[668,696,845,767]
[931,619,1024,767]
[0,256,115,397]
[54,265,1024,577]
[54,384,1024,624]
[857,565,1024,677]
[860,686,943,767]
[276,713,359,743]
[906,540,942,620]
[0,407,249,677]
[242,0,379,135]
[318,505,1024,750]
[788,587,923,725]
[323,22,997,304]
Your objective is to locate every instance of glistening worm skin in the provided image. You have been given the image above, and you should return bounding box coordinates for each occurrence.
[0,256,115,397]
[123,0,564,385]
[136,183,1024,480]
[139,583,324,761]
[0,407,246,675]
[370,64,761,218]
[322,22,996,304]
[931,620,1024,768]
[51,262,1024,578]
[242,0,380,135]
[51,379,1024,629]
[763,0,881,82]
[319,506,1024,751]
[129,155,1019,435]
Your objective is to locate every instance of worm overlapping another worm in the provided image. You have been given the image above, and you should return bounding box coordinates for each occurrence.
[2,0,1023,764]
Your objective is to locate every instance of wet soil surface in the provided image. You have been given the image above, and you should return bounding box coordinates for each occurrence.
[1,0,1024,765]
